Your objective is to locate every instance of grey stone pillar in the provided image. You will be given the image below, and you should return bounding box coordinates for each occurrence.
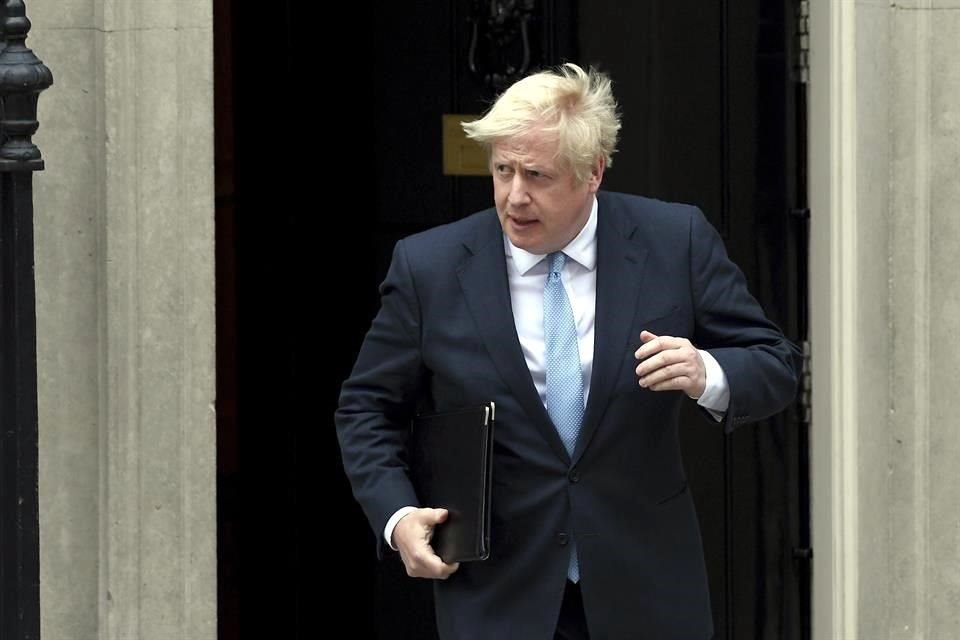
[810,0,960,637]
[30,1,216,639]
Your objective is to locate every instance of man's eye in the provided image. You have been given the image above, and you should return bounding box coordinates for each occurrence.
[495,165,512,175]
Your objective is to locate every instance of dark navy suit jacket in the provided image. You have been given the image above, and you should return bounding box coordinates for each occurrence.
[336,191,800,640]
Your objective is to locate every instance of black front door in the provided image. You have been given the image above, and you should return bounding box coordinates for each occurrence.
[216,1,810,638]
[578,3,810,639]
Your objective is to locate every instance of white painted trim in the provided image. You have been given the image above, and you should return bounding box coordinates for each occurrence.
[809,0,859,638]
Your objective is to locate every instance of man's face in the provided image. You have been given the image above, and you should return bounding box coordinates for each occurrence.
[491,132,603,255]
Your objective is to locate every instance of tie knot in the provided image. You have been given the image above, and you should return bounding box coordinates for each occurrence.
[548,251,566,277]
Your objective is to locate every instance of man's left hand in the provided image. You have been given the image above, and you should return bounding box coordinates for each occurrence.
[634,331,706,399]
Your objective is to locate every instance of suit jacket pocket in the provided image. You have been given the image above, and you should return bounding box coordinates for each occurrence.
[655,481,689,506]
[635,303,680,329]
[633,304,691,346]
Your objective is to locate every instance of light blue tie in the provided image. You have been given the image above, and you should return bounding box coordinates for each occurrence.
[543,251,584,582]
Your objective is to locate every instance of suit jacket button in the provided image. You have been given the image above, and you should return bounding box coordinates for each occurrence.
[558,533,569,546]
[568,468,580,483]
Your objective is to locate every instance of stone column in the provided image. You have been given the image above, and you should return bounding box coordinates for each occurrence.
[30,1,216,639]
[810,0,960,637]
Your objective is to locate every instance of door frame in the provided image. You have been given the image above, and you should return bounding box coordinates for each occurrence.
[808,1,859,638]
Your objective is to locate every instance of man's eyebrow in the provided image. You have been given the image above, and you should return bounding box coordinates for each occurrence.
[521,163,552,173]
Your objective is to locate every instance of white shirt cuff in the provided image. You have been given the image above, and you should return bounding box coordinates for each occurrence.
[384,506,418,549]
[696,349,729,421]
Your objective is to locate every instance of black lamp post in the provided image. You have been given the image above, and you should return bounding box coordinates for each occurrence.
[0,1,52,638]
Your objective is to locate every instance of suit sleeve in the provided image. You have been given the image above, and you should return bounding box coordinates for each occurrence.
[687,207,801,431]
[335,239,425,546]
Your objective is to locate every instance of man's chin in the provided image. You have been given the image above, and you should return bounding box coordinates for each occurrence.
[505,223,545,249]
[507,236,546,255]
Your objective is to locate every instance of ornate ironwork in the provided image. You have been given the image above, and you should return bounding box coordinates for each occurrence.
[467,0,537,92]
[0,0,53,169]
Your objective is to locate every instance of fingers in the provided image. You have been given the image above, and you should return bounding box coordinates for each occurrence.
[635,331,687,359]
[634,332,706,397]
[634,334,695,375]
[395,508,461,580]
[424,507,449,525]
[403,546,460,580]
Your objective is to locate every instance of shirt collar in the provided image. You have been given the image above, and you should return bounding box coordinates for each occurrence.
[505,196,599,275]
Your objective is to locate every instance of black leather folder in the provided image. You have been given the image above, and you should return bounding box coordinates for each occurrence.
[409,402,495,563]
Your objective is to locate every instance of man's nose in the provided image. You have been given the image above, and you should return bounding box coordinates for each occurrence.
[507,174,530,205]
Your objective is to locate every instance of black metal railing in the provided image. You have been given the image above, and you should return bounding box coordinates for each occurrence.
[0,1,52,638]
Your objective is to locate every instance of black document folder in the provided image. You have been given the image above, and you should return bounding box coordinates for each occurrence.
[410,402,495,563]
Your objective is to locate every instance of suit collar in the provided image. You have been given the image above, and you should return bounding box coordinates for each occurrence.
[458,211,570,461]
[574,192,650,461]
[458,196,654,464]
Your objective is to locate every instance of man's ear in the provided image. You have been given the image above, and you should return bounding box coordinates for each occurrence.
[588,157,606,192]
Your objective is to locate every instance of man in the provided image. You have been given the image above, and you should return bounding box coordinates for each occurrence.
[335,63,799,639]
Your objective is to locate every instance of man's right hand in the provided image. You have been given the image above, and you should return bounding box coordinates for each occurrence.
[392,507,461,579]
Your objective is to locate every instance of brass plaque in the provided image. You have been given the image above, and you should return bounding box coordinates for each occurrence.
[442,114,489,176]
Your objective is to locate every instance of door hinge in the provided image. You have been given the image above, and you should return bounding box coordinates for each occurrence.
[798,339,811,425]
[793,547,813,560]
[793,1,810,85]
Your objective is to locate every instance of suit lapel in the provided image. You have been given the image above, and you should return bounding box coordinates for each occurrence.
[457,213,569,461]
[575,195,649,461]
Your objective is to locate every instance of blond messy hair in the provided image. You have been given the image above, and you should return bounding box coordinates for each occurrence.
[461,63,621,184]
